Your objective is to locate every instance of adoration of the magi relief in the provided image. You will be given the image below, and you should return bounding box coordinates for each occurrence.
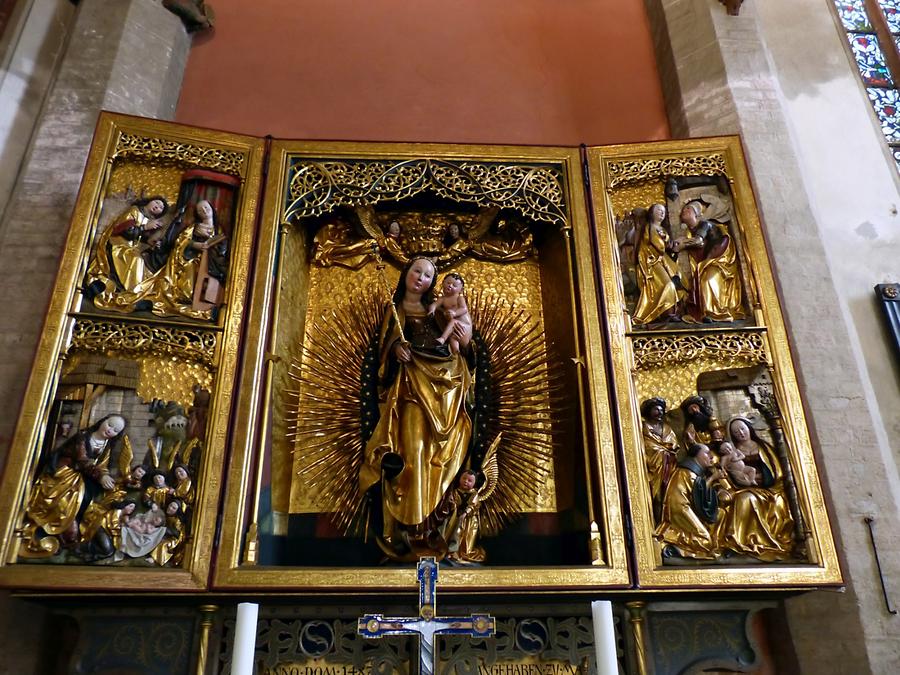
[0,117,839,591]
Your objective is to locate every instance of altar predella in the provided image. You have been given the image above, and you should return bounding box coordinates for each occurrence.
[0,113,840,592]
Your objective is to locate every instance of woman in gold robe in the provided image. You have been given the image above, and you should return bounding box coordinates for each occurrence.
[633,204,680,325]
[715,416,794,561]
[151,199,227,320]
[25,415,126,551]
[85,197,169,313]
[359,257,474,560]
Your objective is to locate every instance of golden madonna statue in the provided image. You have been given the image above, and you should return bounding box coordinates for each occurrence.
[290,198,557,566]
[358,257,477,561]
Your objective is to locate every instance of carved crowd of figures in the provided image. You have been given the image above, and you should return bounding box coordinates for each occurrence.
[640,395,796,562]
[85,196,229,321]
[20,394,206,567]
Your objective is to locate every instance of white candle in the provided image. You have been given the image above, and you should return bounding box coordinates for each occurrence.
[591,600,618,675]
[231,602,259,675]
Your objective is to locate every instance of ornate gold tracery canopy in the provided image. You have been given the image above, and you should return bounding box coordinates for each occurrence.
[284,157,568,226]
[0,115,839,594]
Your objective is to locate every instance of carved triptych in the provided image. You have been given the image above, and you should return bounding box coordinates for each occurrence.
[0,115,839,592]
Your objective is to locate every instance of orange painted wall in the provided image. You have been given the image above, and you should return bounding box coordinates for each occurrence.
[175,0,669,145]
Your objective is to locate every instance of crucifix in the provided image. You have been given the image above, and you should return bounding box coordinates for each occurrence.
[358,557,495,675]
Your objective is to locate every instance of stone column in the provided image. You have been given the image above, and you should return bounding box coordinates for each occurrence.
[644,0,900,672]
[0,2,190,672]
[0,0,190,459]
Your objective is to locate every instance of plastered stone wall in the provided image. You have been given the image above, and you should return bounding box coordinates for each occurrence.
[0,0,189,462]
[645,0,900,671]
[0,1,190,673]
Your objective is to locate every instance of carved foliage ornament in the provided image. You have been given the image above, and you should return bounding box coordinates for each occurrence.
[113,133,244,176]
[606,154,728,190]
[284,158,567,226]
[631,332,767,370]
[71,319,218,367]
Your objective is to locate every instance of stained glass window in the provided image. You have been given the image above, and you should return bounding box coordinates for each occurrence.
[849,33,893,85]
[836,0,873,30]
[880,0,900,32]
[836,0,900,170]
[867,87,900,139]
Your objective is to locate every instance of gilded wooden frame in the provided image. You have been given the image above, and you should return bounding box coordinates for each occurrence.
[214,140,630,591]
[587,137,841,588]
[0,112,265,591]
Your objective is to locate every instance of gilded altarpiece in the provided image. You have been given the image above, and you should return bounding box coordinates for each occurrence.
[0,115,839,595]
[216,141,629,590]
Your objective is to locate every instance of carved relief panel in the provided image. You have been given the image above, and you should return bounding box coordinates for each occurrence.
[0,119,840,593]
[0,113,264,589]
[588,138,840,587]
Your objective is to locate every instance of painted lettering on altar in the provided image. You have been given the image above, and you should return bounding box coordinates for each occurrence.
[262,665,368,675]
[475,664,583,675]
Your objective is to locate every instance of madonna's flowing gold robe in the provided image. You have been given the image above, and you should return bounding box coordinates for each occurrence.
[633,223,679,325]
[27,434,112,538]
[359,306,473,541]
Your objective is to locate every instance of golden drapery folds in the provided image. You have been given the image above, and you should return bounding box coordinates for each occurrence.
[85,206,161,313]
[642,419,678,502]
[655,465,718,560]
[27,445,111,537]
[150,225,213,320]
[715,422,794,561]
[359,307,473,544]
[633,223,679,325]
[691,227,743,322]
[311,221,380,270]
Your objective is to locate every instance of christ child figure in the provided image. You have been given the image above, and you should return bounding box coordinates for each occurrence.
[428,272,471,354]
[124,503,165,534]
[718,441,758,487]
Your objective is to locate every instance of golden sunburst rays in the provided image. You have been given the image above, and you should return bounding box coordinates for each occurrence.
[287,288,561,541]
[286,295,386,535]
[469,290,563,535]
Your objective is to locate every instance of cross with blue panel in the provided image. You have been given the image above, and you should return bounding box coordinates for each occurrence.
[358,557,495,675]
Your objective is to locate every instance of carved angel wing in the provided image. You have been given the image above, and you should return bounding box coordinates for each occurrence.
[353,205,383,241]
[147,439,159,468]
[466,206,499,241]
[182,437,201,469]
[477,433,502,503]
[118,434,134,479]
